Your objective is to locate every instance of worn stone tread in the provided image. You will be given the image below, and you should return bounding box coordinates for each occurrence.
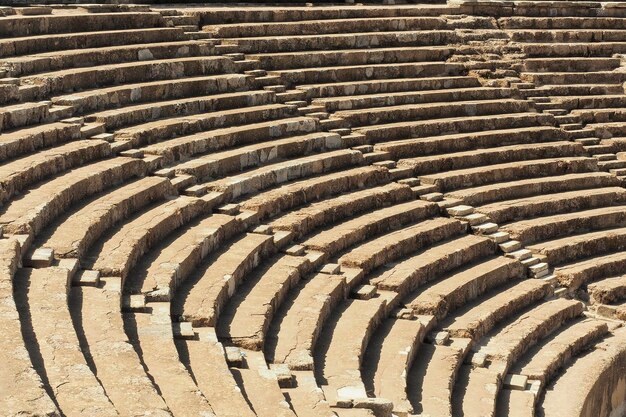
[0,238,60,417]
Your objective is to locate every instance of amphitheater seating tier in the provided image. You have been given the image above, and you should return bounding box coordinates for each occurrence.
[2,2,626,417]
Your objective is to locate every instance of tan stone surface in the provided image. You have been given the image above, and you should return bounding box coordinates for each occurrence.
[0,238,60,417]
[4,3,626,416]
[15,267,118,416]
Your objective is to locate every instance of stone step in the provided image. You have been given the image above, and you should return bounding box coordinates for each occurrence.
[172,131,339,180]
[457,298,584,417]
[407,255,524,321]
[203,149,363,201]
[240,165,391,221]
[448,171,619,208]
[3,39,215,78]
[339,217,465,274]
[445,279,554,340]
[298,75,480,99]
[126,212,240,303]
[90,89,273,131]
[316,292,397,407]
[173,232,276,327]
[117,103,293,147]
[3,25,179,62]
[228,30,463,54]
[275,61,464,87]
[335,98,529,128]
[69,278,170,414]
[15,266,119,416]
[23,56,236,97]
[184,328,257,417]
[268,271,347,371]
[401,141,582,177]
[249,46,453,71]
[0,157,144,236]
[313,86,513,113]
[376,125,563,160]
[303,198,437,258]
[204,16,480,38]
[0,239,60,417]
[363,317,425,416]
[84,195,217,282]
[503,203,626,246]
[420,157,596,193]
[541,330,626,417]
[129,302,216,415]
[371,234,495,299]
[53,73,251,115]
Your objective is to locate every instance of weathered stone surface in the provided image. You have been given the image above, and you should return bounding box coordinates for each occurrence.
[4,4,626,417]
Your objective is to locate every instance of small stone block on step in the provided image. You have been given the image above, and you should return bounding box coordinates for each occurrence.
[521,257,540,267]
[434,331,450,345]
[472,222,498,234]
[529,262,549,276]
[123,294,146,312]
[285,244,305,256]
[305,250,325,268]
[353,145,373,153]
[353,284,377,300]
[273,230,293,248]
[500,240,522,253]
[216,203,240,215]
[507,249,531,260]
[542,275,558,286]
[372,160,396,169]
[447,205,474,216]
[74,270,100,287]
[154,168,175,178]
[225,346,245,368]
[26,248,54,267]
[270,364,295,388]
[173,322,195,339]
[398,177,420,186]
[91,132,115,142]
[61,117,84,126]
[58,258,79,276]
[427,331,449,345]
[183,184,207,197]
[488,231,510,243]
[421,192,444,202]
[528,379,542,395]
[320,263,340,274]
[462,213,488,226]
[253,225,273,235]
[119,149,144,158]
[504,374,528,391]
[471,352,488,367]
[392,307,416,320]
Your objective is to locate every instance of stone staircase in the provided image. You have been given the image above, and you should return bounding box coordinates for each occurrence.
[1,3,626,417]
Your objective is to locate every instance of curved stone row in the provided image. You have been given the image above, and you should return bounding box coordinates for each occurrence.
[0,2,626,417]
